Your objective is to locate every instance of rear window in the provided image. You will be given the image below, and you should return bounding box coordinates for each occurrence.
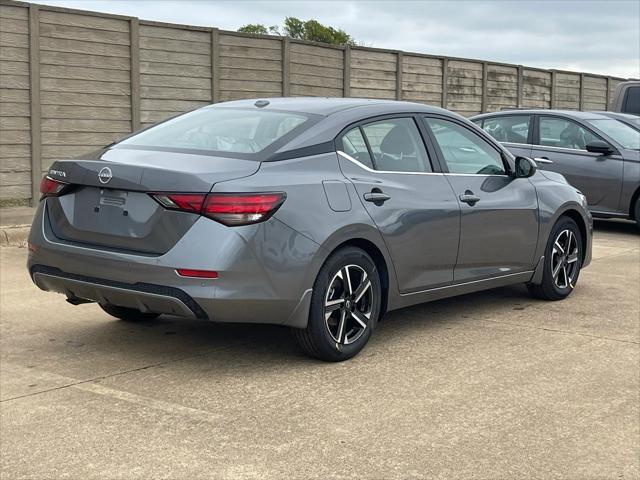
[117,107,311,158]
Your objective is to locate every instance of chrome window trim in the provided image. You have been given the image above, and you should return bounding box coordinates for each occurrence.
[337,151,444,176]
[501,141,531,148]
[444,172,511,178]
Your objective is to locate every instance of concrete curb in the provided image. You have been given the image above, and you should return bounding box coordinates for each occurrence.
[0,226,30,247]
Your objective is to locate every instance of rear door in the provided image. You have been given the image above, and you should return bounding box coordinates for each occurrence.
[422,115,539,283]
[531,115,623,214]
[337,116,460,293]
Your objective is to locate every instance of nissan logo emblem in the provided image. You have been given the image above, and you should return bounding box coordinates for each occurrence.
[98,167,113,184]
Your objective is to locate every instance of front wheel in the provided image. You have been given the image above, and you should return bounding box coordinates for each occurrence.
[292,247,382,362]
[527,216,583,301]
[634,197,640,230]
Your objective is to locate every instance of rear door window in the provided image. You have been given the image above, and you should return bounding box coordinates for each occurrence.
[340,127,374,169]
[538,117,599,150]
[481,115,531,144]
[623,86,640,115]
[341,118,432,173]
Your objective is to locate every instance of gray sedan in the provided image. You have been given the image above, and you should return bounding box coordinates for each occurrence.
[28,98,592,361]
[471,110,640,226]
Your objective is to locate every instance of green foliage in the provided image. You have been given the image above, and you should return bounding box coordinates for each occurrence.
[238,17,356,46]
[237,24,280,35]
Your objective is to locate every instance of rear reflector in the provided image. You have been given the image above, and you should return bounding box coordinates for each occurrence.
[39,175,68,199]
[176,269,219,279]
[150,192,286,227]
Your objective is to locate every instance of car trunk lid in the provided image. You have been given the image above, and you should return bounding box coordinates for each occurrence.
[44,147,260,254]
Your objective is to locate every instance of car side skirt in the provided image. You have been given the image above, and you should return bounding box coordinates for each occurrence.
[388,270,534,311]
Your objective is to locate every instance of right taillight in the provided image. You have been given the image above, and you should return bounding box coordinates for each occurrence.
[150,192,286,226]
[39,175,69,199]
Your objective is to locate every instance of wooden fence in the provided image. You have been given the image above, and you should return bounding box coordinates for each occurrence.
[0,0,628,205]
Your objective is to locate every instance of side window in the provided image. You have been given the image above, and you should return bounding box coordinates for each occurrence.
[623,87,640,115]
[539,117,599,150]
[360,118,432,173]
[423,117,507,175]
[341,127,374,169]
[482,115,531,144]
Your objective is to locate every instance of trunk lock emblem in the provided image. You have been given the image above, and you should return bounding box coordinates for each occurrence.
[98,167,113,184]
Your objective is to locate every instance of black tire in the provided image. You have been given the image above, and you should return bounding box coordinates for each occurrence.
[292,246,382,362]
[527,216,583,301]
[634,197,640,230]
[99,303,160,322]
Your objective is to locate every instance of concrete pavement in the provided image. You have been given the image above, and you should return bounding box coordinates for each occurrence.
[0,220,638,479]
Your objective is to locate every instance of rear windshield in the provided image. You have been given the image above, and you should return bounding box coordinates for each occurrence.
[116,107,312,158]
[585,119,640,150]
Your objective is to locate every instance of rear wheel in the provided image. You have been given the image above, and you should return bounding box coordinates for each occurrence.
[99,303,160,322]
[634,197,640,230]
[292,247,381,362]
[527,216,582,301]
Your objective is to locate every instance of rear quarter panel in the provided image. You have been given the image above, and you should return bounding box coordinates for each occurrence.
[210,152,399,304]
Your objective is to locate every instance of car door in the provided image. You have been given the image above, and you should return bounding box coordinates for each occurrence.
[475,114,534,159]
[337,116,460,293]
[422,115,539,283]
[531,115,624,214]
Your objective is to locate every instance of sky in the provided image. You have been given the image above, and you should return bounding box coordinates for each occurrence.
[28,0,640,78]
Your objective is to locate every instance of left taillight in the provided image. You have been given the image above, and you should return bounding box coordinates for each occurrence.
[39,175,69,199]
[150,192,286,226]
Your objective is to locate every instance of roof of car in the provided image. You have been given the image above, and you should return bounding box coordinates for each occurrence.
[470,109,615,121]
[210,97,446,116]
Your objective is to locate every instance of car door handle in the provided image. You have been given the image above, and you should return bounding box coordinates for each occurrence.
[534,157,553,164]
[459,191,480,206]
[363,191,391,203]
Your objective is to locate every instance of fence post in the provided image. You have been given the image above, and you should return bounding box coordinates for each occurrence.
[129,18,140,131]
[28,3,41,206]
[396,52,403,100]
[550,70,557,108]
[605,77,611,111]
[282,37,290,96]
[343,45,351,97]
[211,28,220,103]
[516,65,523,108]
[481,62,488,113]
[441,58,448,109]
[579,73,585,110]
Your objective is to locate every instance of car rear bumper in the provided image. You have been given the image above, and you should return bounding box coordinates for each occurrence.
[27,201,321,327]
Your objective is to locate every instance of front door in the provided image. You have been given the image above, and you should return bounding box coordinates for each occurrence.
[337,117,460,293]
[532,115,623,214]
[422,115,539,283]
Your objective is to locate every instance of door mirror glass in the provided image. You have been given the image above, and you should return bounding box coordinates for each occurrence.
[585,140,614,155]
[514,156,537,178]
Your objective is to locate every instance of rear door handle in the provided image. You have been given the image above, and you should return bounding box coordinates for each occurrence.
[459,191,480,206]
[363,191,391,203]
[534,157,553,164]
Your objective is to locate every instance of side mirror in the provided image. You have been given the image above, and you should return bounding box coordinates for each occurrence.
[585,140,614,155]
[514,156,537,178]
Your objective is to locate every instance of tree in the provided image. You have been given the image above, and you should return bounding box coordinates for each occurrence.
[238,17,356,46]
[237,23,280,35]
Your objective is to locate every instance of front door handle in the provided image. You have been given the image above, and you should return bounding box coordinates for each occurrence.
[459,190,480,206]
[364,190,391,203]
[534,157,553,164]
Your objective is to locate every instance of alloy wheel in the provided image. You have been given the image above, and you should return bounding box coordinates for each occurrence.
[551,229,580,289]
[324,264,373,345]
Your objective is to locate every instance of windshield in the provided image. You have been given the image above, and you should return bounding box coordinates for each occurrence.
[586,119,640,150]
[118,107,310,157]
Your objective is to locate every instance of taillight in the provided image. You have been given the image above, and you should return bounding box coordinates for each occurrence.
[39,175,68,199]
[150,192,286,226]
